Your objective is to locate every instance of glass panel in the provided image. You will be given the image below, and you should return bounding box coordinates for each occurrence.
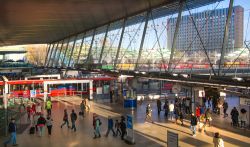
[77,30,95,68]
[71,34,85,68]
[58,38,70,67]
[100,20,124,70]
[117,13,146,71]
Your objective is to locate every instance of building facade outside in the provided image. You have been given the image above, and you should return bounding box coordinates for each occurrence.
[167,6,244,56]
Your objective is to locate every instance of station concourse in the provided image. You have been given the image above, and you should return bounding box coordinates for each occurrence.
[0,0,250,147]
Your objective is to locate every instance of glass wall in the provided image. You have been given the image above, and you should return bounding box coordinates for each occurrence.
[100,20,124,70]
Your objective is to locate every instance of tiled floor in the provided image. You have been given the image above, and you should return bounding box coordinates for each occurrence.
[1,97,250,147]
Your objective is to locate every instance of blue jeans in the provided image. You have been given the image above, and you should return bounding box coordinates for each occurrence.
[71,121,76,131]
[190,125,196,135]
[4,132,16,145]
[95,126,100,137]
[169,111,174,120]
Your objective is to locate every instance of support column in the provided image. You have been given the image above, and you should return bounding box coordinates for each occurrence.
[218,0,234,76]
[89,81,93,100]
[135,11,150,70]
[168,0,184,71]
[68,35,78,68]
[50,42,59,67]
[62,39,70,68]
[87,30,96,66]
[114,18,127,69]
[98,24,110,64]
[47,43,55,67]
[44,44,51,66]
[44,83,48,102]
[56,39,65,67]
[3,81,8,136]
[76,33,86,65]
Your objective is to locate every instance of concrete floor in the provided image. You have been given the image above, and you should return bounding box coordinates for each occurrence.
[1,96,250,147]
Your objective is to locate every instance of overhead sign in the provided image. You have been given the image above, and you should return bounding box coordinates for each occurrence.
[30,90,36,98]
[167,131,178,147]
[240,97,250,106]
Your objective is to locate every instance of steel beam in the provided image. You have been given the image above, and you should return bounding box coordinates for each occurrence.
[47,43,55,67]
[98,24,110,64]
[44,44,51,66]
[68,35,78,68]
[76,33,86,65]
[87,29,96,65]
[50,42,59,67]
[135,11,150,70]
[187,6,216,76]
[218,0,234,76]
[168,0,184,71]
[62,38,70,67]
[55,39,65,67]
[114,18,127,69]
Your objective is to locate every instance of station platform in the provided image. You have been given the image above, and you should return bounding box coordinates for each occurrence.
[1,97,250,147]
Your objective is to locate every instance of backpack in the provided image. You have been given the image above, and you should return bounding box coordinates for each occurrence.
[98,119,102,126]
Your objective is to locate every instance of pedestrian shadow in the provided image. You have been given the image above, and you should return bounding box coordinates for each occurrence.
[152,122,192,136]
[204,130,250,147]
[134,130,166,145]
[180,136,211,147]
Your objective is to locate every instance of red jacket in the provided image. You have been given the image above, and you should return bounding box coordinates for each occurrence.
[196,107,201,117]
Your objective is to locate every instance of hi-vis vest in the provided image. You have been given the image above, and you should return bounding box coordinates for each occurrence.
[46,101,52,109]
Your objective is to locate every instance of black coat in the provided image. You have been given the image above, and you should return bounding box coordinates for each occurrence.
[8,122,16,133]
[190,116,197,126]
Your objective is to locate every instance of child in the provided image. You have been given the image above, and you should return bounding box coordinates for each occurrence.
[46,115,53,135]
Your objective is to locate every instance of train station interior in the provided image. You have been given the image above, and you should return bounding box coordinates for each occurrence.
[0,0,250,146]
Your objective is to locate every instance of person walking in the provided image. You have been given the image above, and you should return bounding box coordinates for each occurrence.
[37,114,46,137]
[61,109,70,128]
[157,99,162,116]
[45,98,52,116]
[115,119,121,136]
[93,114,102,139]
[36,103,42,115]
[145,104,153,123]
[230,107,239,127]
[105,116,115,137]
[205,108,212,127]
[80,100,85,117]
[4,118,18,147]
[120,116,126,140]
[222,101,228,118]
[70,109,77,132]
[190,113,198,136]
[33,113,39,132]
[213,132,224,147]
[196,106,201,123]
[31,103,36,114]
[169,102,175,120]
[163,100,169,119]
[46,115,53,135]
[239,108,247,128]
[179,111,184,126]
[174,107,179,124]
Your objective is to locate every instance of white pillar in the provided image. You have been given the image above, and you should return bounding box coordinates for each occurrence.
[44,83,48,102]
[89,81,93,100]
[4,83,8,109]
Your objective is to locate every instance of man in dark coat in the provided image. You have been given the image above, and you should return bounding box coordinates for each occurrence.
[230,107,239,127]
[4,118,18,146]
[157,99,162,116]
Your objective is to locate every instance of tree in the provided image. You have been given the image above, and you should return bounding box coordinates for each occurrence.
[26,44,47,66]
